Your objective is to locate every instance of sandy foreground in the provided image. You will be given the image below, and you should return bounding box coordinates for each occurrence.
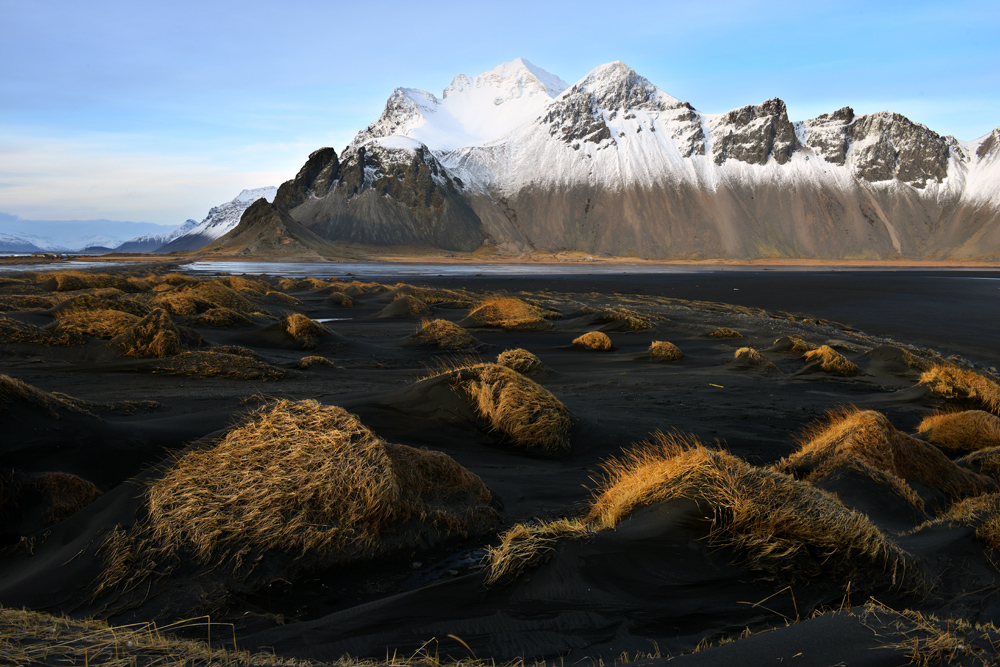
[1,263,1000,666]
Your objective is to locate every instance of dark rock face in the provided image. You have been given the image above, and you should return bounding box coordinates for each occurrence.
[664,104,706,157]
[978,130,999,160]
[542,87,612,146]
[803,107,855,165]
[286,143,484,251]
[273,147,341,210]
[204,199,324,257]
[849,113,951,187]
[712,98,798,166]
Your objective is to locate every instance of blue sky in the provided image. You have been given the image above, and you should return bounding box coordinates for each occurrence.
[2,0,998,226]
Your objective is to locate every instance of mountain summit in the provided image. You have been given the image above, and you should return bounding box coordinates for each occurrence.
[214,59,1000,260]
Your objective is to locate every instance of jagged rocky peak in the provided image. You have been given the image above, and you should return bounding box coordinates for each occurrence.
[977,128,1000,160]
[711,98,798,166]
[850,111,951,186]
[338,137,464,207]
[802,106,856,165]
[273,147,341,210]
[444,57,568,102]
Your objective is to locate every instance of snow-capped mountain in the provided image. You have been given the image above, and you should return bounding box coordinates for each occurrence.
[217,59,1000,260]
[113,219,200,253]
[0,233,44,253]
[157,187,277,253]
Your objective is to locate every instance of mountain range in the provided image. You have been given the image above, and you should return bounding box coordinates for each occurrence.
[208,58,1000,260]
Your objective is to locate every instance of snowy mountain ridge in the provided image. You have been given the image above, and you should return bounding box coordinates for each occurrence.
[223,59,1000,260]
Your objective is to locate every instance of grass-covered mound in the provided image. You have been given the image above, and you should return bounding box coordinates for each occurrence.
[154,349,286,380]
[377,294,430,319]
[488,432,921,591]
[732,347,780,373]
[802,345,860,377]
[0,316,82,347]
[183,306,254,328]
[151,279,261,317]
[49,291,150,318]
[920,364,1000,414]
[49,309,140,339]
[96,400,501,606]
[0,374,92,419]
[110,308,203,358]
[280,313,332,349]
[768,335,818,354]
[572,331,613,351]
[647,340,682,361]
[408,318,478,350]
[917,493,1000,553]
[462,297,552,331]
[0,470,102,531]
[496,348,544,375]
[707,327,743,339]
[36,271,142,293]
[917,410,1000,453]
[777,408,994,506]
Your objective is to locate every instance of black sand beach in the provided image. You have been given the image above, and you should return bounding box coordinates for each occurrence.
[2,264,1000,666]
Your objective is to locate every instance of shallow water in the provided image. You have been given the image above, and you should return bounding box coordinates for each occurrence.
[178,261,699,278]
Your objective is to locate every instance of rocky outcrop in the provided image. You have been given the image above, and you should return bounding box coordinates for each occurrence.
[711,98,798,166]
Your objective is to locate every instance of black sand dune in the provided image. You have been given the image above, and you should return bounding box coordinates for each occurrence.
[2,265,1000,666]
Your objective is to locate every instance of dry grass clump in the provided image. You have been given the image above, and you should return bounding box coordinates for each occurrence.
[864,603,1000,667]
[297,355,337,370]
[920,364,1000,414]
[647,340,682,361]
[184,307,253,328]
[917,411,1000,453]
[325,291,354,307]
[572,331,614,351]
[217,275,272,295]
[582,306,654,331]
[488,432,918,588]
[0,294,57,312]
[463,297,552,331]
[410,319,478,350]
[446,363,572,452]
[50,292,151,318]
[771,335,818,354]
[485,518,590,586]
[341,280,390,296]
[777,408,994,502]
[918,493,1000,552]
[0,374,91,418]
[0,316,82,347]
[387,283,477,307]
[733,347,780,373]
[152,280,259,317]
[262,291,304,308]
[497,348,544,375]
[378,294,430,318]
[958,448,1000,481]
[111,308,184,358]
[0,606,305,667]
[155,351,285,380]
[803,345,860,377]
[280,313,330,349]
[23,472,103,525]
[37,271,140,293]
[49,309,140,339]
[97,400,499,596]
[277,276,337,291]
[708,327,743,339]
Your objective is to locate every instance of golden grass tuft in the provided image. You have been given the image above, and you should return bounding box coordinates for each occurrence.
[26,472,103,525]
[487,433,921,588]
[277,276,337,291]
[217,275,272,295]
[917,493,1000,553]
[152,279,259,317]
[110,308,183,358]
[917,410,1000,453]
[50,292,151,318]
[49,309,140,339]
[410,318,478,350]
[497,348,544,375]
[803,345,859,377]
[38,271,140,293]
[0,294,57,312]
[325,291,354,307]
[733,347,780,373]
[154,350,285,380]
[772,335,818,354]
[464,297,552,331]
[647,340,682,361]
[0,374,91,418]
[485,518,590,586]
[958,447,1000,480]
[583,432,918,585]
[708,327,743,338]
[97,400,499,596]
[296,355,337,370]
[446,363,572,452]
[184,306,253,328]
[387,283,477,307]
[777,407,994,502]
[280,313,331,349]
[582,306,654,331]
[572,331,614,351]
[0,316,82,347]
[379,294,430,318]
[920,364,1000,414]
